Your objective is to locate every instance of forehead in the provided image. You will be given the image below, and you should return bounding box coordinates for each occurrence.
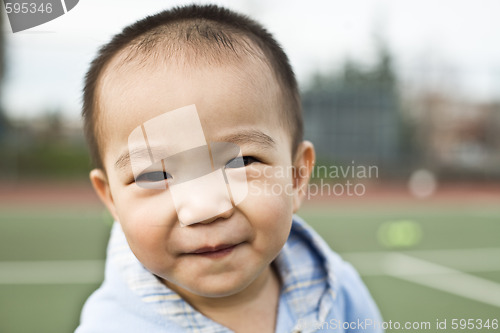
[96,52,286,166]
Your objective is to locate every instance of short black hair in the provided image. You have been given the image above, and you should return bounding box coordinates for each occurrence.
[82,4,303,169]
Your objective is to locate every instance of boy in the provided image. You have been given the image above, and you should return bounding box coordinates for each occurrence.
[76,4,382,333]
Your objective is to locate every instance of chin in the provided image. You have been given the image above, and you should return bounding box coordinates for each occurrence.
[193,268,264,298]
[188,276,251,298]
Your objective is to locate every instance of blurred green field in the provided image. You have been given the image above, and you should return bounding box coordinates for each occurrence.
[0,199,499,333]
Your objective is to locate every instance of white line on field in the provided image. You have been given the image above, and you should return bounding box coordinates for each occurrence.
[385,253,500,308]
[344,247,500,275]
[344,248,500,308]
[0,260,104,284]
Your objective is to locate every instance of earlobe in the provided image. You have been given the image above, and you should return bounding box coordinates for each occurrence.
[89,169,119,221]
[292,141,315,213]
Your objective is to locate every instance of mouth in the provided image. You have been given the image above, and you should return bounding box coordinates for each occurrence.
[189,243,241,258]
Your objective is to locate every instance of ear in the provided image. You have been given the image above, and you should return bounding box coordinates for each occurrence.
[292,141,315,213]
[89,169,119,221]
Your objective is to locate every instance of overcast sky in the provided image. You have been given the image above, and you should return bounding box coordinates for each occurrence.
[2,0,500,120]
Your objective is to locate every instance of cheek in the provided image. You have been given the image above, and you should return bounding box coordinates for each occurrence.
[241,169,294,253]
[115,188,176,225]
[249,196,292,261]
[245,165,295,209]
[112,188,178,268]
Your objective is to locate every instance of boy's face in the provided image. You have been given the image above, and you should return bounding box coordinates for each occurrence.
[92,54,313,298]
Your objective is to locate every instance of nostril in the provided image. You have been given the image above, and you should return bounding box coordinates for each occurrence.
[186,207,235,226]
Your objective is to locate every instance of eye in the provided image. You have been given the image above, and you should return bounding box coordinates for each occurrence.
[225,156,259,169]
[136,171,172,183]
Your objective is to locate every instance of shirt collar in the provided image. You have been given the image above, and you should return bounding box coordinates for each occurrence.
[274,215,338,332]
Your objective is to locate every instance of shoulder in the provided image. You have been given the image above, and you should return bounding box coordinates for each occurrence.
[292,216,383,331]
[75,224,184,333]
[75,279,183,333]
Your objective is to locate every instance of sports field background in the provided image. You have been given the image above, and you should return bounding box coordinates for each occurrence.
[0,182,499,333]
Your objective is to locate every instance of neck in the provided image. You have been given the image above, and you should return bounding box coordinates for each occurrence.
[164,264,281,331]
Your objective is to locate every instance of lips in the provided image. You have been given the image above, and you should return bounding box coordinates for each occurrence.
[193,244,236,254]
[189,243,240,258]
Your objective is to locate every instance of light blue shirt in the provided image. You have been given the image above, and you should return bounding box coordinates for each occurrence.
[76,216,383,332]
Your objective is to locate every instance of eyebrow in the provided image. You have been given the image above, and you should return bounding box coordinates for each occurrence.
[114,129,275,171]
[213,129,276,150]
[115,147,160,171]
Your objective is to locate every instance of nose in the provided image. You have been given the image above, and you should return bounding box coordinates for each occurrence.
[170,169,234,227]
[195,206,235,225]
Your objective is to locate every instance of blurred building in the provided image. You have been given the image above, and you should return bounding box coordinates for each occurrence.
[408,92,500,179]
